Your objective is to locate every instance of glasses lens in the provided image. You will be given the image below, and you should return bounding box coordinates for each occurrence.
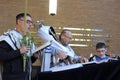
[27,20,33,24]
[97,50,105,53]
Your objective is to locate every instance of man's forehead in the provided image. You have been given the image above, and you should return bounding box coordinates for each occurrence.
[64,31,72,35]
[63,32,72,38]
[21,16,32,20]
[96,48,106,50]
[27,16,32,20]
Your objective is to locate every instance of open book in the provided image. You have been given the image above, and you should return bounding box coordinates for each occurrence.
[50,60,110,72]
[81,60,109,65]
[32,41,51,54]
[50,63,83,72]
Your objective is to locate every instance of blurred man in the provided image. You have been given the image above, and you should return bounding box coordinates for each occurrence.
[38,27,88,71]
[57,29,88,65]
[0,13,38,80]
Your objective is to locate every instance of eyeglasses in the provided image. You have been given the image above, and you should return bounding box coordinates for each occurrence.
[96,50,106,53]
[20,19,33,24]
[26,20,33,24]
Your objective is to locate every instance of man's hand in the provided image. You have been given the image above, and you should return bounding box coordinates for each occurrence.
[109,54,116,58]
[79,56,88,63]
[20,46,30,54]
[56,50,67,60]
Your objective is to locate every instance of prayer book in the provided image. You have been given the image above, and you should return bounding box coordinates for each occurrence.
[50,63,83,72]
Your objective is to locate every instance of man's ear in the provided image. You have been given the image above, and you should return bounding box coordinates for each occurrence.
[59,33,65,40]
[59,35,64,41]
[18,19,22,25]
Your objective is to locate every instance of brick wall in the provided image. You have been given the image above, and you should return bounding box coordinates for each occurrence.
[0,0,120,66]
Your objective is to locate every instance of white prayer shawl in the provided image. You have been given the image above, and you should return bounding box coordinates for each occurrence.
[0,29,36,80]
[38,25,76,57]
[0,29,36,57]
[38,25,81,72]
[0,29,22,50]
[51,42,80,66]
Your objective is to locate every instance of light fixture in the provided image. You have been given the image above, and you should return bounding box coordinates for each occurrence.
[49,0,57,16]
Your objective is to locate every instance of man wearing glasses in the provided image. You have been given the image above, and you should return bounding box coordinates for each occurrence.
[0,13,38,80]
